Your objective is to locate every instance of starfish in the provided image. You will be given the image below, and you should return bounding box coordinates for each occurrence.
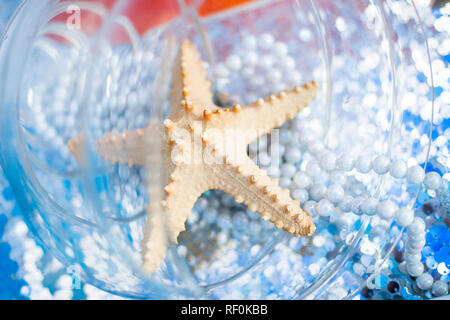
[69,39,319,273]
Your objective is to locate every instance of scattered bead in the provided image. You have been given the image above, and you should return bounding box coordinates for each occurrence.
[306,160,321,177]
[315,199,335,217]
[319,152,337,172]
[327,184,345,204]
[292,189,309,203]
[293,172,312,189]
[415,273,434,291]
[258,33,274,50]
[431,280,449,297]
[310,183,327,201]
[226,55,243,71]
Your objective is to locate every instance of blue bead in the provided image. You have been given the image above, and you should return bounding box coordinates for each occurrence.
[1,187,14,201]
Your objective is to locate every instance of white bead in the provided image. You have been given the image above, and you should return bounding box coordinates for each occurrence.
[376,200,397,219]
[258,33,274,50]
[338,195,354,212]
[279,177,292,188]
[242,35,257,50]
[351,197,365,215]
[267,166,280,178]
[285,147,301,164]
[408,217,426,235]
[268,68,282,82]
[398,261,408,274]
[306,160,321,177]
[361,198,378,216]
[319,152,337,172]
[241,51,258,67]
[372,155,390,175]
[416,273,433,290]
[293,172,312,189]
[327,184,345,204]
[407,165,425,185]
[406,239,426,251]
[423,171,442,190]
[303,200,317,216]
[390,159,407,178]
[329,171,346,185]
[355,155,372,173]
[226,54,242,71]
[310,183,327,201]
[407,262,424,277]
[279,129,292,145]
[404,253,421,264]
[257,55,274,69]
[395,208,415,227]
[280,163,296,178]
[280,56,295,70]
[293,189,309,203]
[338,154,354,171]
[315,199,335,217]
[307,141,324,155]
[287,70,302,86]
[431,280,449,297]
[272,42,288,57]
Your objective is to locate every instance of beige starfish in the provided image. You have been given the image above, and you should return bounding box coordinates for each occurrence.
[69,39,319,273]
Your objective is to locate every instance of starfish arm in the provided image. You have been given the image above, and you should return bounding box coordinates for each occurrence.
[204,81,318,144]
[67,124,164,166]
[211,157,315,236]
[142,165,209,273]
[169,39,216,121]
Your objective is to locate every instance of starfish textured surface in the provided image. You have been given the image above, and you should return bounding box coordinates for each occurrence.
[69,39,319,273]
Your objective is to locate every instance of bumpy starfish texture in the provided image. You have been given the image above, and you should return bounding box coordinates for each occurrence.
[68,39,319,273]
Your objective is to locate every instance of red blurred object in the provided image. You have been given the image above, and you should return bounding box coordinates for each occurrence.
[50,0,254,43]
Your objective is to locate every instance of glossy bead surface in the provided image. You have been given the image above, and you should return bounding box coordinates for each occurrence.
[285,147,301,164]
[407,165,425,185]
[431,280,449,297]
[225,54,242,71]
[338,195,354,212]
[376,200,397,220]
[292,188,309,203]
[306,160,321,177]
[293,172,312,189]
[309,183,327,201]
[407,262,424,277]
[395,208,415,227]
[258,33,274,50]
[423,171,442,190]
[361,198,378,216]
[319,152,337,172]
[416,273,433,291]
[372,155,390,175]
[327,184,345,204]
[338,154,354,171]
[315,199,335,217]
[355,155,372,174]
[408,217,426,235]
[390,160,407,178]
